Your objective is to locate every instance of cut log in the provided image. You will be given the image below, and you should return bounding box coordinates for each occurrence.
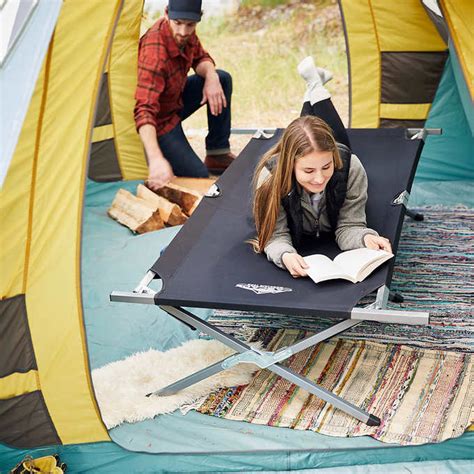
[108,189,164,234]
[172,177,216,195]
[136,184,187,226]
[154,182,202,216]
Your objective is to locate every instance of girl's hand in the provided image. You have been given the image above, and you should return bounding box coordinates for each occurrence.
[363,234,392,253]
[282,252,309,278]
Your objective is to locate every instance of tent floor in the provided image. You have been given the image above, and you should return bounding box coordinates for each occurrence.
[84,178,473,456]
[1,439,473,473]
[1,178,472,471]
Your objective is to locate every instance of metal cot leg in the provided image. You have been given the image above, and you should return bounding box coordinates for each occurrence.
[153,306,379,425]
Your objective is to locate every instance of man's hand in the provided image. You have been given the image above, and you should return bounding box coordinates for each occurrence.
[282,252,309,278]
[201,71,226,116]
[146,157,175,191]
[138,125,174,190]
[363,234,392,253]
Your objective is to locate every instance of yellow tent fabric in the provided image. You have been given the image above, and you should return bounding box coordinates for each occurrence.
[89,0,148,181]
[0,0,126,445]
[108,0,148,179]
[340,0,447,127]
[440,0,473,101]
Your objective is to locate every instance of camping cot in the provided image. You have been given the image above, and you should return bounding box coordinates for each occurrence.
[110,125,437,425]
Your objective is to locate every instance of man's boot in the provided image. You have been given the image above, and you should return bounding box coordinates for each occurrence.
[204,152,236,175]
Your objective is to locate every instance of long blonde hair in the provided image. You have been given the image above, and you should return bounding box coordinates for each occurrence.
[250,115,342,253]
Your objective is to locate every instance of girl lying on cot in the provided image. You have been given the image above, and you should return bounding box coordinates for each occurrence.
[250,57,392,278]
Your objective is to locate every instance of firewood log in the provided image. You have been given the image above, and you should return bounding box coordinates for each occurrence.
[108,189,164,234]
[136,184,187,226]
[154,182,202,216]
[172,177,216,195]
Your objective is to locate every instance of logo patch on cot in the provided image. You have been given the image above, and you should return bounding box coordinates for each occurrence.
[235,283,292,295]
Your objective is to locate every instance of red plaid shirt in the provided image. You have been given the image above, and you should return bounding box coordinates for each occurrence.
[134,18,214,136]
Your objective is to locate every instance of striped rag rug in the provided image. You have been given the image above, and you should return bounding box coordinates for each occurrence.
[197,207,474,445]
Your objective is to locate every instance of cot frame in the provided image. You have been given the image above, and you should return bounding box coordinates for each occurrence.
[111,281,428,426]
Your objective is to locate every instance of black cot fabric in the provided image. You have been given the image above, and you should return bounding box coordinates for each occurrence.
[0,295,37,378]
[151,129,423,318]
[0,391,61,448]
[381,51,448,104]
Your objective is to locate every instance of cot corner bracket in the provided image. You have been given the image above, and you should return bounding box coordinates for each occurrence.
[406,128,442,141]
[110,270,157,303]
[392,190,410,207]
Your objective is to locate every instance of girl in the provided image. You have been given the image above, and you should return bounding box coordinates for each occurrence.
[251,57,392,278]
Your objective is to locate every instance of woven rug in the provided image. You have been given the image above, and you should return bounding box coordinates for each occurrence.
[197,208,474,445]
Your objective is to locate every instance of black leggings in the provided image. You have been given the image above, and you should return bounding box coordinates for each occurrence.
[300,99,351,149]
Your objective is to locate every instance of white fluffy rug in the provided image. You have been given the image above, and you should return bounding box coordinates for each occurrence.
[92,339,258,429]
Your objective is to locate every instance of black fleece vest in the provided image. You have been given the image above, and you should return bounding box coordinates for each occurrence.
[281,143,351,249]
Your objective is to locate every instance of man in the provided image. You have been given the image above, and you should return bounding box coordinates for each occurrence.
[134,0,235,191]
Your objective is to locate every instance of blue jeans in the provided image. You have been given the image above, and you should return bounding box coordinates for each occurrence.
[158,69,233,177]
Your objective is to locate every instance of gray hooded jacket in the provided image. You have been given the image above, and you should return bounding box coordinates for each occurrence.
[259,154,379,268]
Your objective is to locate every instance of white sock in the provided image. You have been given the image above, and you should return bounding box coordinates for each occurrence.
[297,56,332,105]
[317,67,333,85]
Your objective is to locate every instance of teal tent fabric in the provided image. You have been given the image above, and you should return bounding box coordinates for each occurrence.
[415,56,474,181]
[1,433,473,472]
[410,180,473,207]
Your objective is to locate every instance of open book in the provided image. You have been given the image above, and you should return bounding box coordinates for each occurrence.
[303,248,394,284]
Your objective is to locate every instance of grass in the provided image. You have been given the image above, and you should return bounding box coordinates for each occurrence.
[187,1,348,130]
[241,0,289,6]
[142,1,348,153]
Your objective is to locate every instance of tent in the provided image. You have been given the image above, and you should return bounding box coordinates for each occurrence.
[340,0,473,181]
[1,1,140,448]
[1,0,472,471]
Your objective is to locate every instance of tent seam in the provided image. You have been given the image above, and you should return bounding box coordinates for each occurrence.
[75,0,125,441]
[337,1,352,128]
[439,0,472,101]
[22,42,54,294]
[367,0,381,127]
[108,33,122,177]
[108,0,145,180]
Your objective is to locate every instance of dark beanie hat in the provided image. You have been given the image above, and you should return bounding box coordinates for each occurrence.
[168,0,202,22]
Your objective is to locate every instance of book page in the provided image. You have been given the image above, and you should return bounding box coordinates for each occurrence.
[357,252,393,281]
[303,254,356,284]
[333,248,393,282]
